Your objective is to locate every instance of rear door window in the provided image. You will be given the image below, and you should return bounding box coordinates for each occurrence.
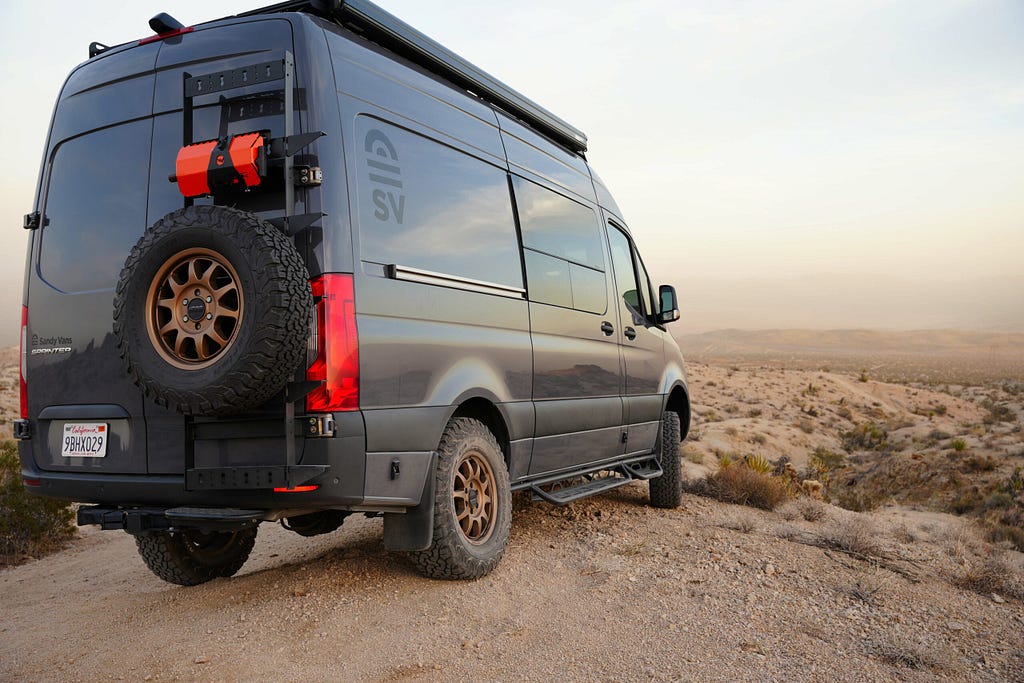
[39,120,152,293]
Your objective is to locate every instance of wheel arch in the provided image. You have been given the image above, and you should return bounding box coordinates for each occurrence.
[664,383,691,441]
[447,396,512,468]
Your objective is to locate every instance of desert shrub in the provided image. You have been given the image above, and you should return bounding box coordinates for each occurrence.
[836,406,853,420]
[1002,468,1024,494]
[750,433,766,445]
[825,516,882,557]
[982,400,1015,425]
[955,552,1024,600]
[1,441,75,565]
[982,492,1014,510]
[987,524,1024,552]
[858,368,869,383]
[794,498,827,522]
[928,429,951,441]
[691,461,792,511]
[725,426,738,436]
[834,489,886,512]
[962,454,996,472]
[950,438,967,452]
[810,447,846,473]
[797,419,814,434]
[947,488,983,515]
[841,422,889,452]
[932,404,948,416]
[747,408,762,418]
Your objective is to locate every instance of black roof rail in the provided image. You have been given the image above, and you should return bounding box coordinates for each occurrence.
[230,0,589,154]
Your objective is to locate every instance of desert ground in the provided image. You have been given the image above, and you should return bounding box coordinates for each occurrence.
[2,333,1024,681]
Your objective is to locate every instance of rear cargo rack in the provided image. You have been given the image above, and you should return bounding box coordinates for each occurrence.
[176,52,327,490]
[232,0,589,154]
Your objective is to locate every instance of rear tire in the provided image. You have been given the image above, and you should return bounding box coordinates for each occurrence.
[649,411,683,509]
[409,418,512,580]
[134,527,257,586]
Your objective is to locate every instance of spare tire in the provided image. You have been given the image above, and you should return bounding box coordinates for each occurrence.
[113,205,312,416]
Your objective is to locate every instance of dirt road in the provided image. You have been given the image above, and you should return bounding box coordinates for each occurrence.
[3,483,1023,682]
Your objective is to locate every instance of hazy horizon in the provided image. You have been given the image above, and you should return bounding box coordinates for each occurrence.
[0,0,1021,346]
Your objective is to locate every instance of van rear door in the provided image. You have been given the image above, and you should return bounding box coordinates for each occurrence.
[25,43,160,474]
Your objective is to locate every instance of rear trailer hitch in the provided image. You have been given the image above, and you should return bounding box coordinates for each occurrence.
[77,506,266,534]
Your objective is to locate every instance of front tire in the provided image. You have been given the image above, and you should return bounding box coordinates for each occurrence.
[134,527,257,586]
[649,411,683,508]
[409,418,512,580]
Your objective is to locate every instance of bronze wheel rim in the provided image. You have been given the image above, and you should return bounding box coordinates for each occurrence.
[145,247,243,370]
[453,450,497,545]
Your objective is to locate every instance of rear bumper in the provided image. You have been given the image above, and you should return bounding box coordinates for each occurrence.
[17,425,435,511]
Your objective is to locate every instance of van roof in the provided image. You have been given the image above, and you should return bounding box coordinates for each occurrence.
[212,0,589,155]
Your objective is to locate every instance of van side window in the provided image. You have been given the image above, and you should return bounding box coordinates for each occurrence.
[607,223,645,319]
[513,177,606,314]
[355,118,522,289]
[39,120,152,293]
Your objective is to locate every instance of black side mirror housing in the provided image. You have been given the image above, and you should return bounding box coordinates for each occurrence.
[657,285,680,324]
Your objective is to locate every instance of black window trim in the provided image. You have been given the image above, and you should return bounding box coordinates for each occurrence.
[606,219,657,326]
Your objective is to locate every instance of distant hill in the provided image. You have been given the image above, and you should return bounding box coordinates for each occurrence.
[675,329,1024,383]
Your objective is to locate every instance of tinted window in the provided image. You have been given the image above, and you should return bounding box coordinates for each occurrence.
[355,118,522,289]
[40,120,152,293]
[514,177,606,314]
[524,251,571,308]
[608,224,643,318]
[514,176,603,269]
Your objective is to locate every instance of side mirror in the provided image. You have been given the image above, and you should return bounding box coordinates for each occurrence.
[657,284,680,324]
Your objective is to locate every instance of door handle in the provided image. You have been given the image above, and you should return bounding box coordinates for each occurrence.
[624,326,637,340]
[600,321,614,336]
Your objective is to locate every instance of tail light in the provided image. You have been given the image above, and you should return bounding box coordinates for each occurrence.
[19,306,27,419]
[306,274,359,412]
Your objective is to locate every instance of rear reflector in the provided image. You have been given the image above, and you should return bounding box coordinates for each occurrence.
[19,306,27,419]
[23,478,41,487]
[306,274,359,412]
[273,485,319,493]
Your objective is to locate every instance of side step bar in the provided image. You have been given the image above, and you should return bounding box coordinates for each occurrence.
[529,457,663,506]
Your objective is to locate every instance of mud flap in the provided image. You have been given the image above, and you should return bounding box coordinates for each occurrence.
[383,452,436,551]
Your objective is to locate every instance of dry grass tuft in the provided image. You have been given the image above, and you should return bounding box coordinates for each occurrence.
[865,632,962,673]
[954,552,1024,601]
[690,464,792,511]
[824,516,882,558]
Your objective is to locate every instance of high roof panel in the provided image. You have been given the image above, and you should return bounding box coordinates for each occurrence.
[229,0,589,154]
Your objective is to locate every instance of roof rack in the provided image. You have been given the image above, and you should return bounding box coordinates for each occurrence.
[232,0,589,154]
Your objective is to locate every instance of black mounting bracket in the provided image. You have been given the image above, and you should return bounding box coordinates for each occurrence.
[268,212,325,237]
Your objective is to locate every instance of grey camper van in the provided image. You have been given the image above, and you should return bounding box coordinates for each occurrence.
[16,0,691,584]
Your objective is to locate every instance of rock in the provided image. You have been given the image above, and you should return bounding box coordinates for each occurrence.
[947,621,967,632]
[764,564,776,576]
[194,656,210,664]
[991,594,1006,604]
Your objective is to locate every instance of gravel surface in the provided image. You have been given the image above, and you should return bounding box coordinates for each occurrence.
[2,360,1023,681]
[2,485,1023,682]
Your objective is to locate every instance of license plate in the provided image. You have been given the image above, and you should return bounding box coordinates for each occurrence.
[61,423,108,458]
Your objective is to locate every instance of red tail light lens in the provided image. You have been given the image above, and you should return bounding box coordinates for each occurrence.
[19,305,27,419]
[306,274,359,412]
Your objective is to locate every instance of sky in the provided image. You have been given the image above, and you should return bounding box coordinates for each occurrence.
[0,0,1021,341]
